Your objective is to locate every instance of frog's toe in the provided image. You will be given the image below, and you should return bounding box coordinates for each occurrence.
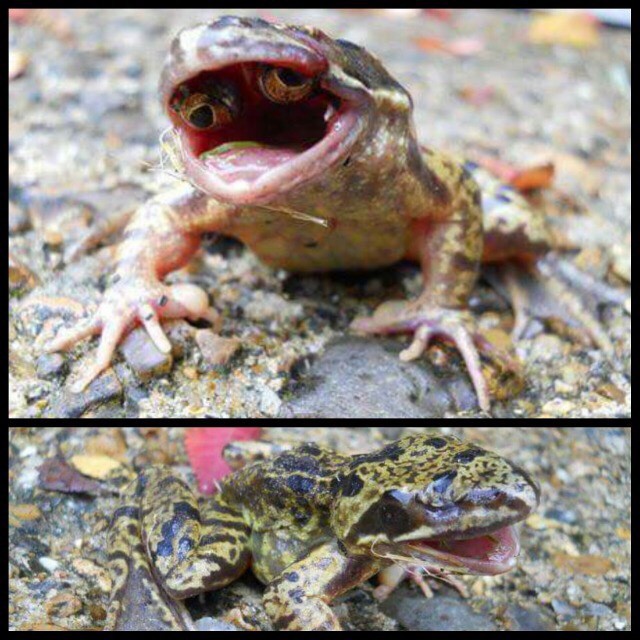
[70,314,131,392]
[45,315,102,353]
[353,304,495,411]
[493,256,623,360]
[164,283,221,327]
[405,318,491,413]
[138,303,172,353]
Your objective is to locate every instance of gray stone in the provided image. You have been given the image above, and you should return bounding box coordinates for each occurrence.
[43,367,122,418]
[381,591,497,632]
[280,337,477,418]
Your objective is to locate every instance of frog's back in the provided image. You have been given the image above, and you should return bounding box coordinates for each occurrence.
[221,443,349,528]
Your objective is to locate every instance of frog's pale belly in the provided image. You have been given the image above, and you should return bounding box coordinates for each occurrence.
[232,211,409,272]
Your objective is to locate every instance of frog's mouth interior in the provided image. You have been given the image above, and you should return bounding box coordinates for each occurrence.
[392,525,521,576]
[166,62,361,205]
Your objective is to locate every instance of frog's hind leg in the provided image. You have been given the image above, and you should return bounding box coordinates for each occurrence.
[107,496,196,631]
[487,253,625,358]
[138,466,252,599]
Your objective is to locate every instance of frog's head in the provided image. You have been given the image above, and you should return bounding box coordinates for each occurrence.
[160,15,414,205]
[331,435,541,576]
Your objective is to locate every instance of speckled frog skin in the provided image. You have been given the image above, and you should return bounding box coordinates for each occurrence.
[106,434,540,631]
[45,15,616,411]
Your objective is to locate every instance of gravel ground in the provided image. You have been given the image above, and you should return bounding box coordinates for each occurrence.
[9,10,630,418]
[8,426,631,631]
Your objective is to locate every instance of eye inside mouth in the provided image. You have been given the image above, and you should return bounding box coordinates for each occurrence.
[168,62,345,185]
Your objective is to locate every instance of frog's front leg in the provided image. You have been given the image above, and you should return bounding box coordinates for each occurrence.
[44,186,236,392]
[107,466,251,631]
[263,541,381,631]
[352,179,503,412]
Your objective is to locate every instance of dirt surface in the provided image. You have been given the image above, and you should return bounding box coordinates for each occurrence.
[9,10,630,418]
[8,426,631,631]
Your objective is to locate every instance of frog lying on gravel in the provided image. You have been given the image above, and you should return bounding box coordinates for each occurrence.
[44,15,621,411]
[105,434,540,631]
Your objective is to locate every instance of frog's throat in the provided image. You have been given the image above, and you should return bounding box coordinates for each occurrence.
[372,524,522,577]
[161,26,368,206]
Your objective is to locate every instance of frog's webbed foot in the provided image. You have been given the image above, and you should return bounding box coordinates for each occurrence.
[489,254,626,361]
[44,281,219,392]
[352,302,516,413]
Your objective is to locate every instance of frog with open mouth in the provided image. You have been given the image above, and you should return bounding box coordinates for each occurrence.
[45,15,621,411]
[105,433,540,631]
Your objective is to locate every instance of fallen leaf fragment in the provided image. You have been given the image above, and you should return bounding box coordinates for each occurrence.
[38,457,104,494]
[9,49,29,80]
[529,11,600,49]
[69,454,123,480]
[185,427,262,494]
[415,36,485,57]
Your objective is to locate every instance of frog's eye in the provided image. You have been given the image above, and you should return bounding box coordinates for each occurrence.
[179,93,234,131]
[259,66,315,104]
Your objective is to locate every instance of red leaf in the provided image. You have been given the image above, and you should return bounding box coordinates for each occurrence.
[184,427,262,494]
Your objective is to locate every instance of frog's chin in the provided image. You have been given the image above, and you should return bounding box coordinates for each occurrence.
[391,525,522,576]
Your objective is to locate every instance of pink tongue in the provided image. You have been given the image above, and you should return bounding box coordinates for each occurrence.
[201,147,298,182]
[443,529,517,563]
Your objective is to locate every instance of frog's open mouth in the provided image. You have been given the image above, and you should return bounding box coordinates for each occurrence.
[164,61,362,205]
[397,525,522,576]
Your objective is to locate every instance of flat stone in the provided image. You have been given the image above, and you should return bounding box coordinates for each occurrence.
[36,353,66,380]
[9,201,29,234]
[195,329,240,366]
[381,591,497,632]
[9,252,39,293]
[43,367,122,418]
[119,327,173,382]
[280,336,477,418]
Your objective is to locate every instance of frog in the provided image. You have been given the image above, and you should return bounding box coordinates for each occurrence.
[105,433,540,631]
[43,15,620,412]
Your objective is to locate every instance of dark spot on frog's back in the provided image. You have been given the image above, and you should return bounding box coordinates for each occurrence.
[424,436,448,450]
[335,471,364,497]
[172,499,201,523]
[429,469,458,495]
[286,474,316,495]
[112,505,139,523]
[284,571,300,583]
[274,451,323,475]
[288,588,305,605]
[350,441,404,469]
[454,448,485,465]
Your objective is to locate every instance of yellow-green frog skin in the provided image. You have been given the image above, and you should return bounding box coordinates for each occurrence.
[105,434,540,631]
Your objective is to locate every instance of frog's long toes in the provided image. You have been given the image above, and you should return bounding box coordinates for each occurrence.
[45,317,101,353]
[399,325,433,361]
[138,304,172,353]
[70,368,99,393]
[67,317,129,393]
[449,327,491,413]
[418,322,490,413]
